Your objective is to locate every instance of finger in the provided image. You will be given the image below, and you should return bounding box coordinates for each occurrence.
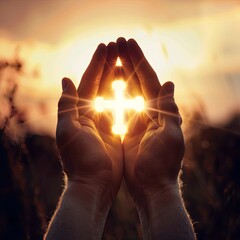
[77,43,107,117]
[116,37,148,136]
[78,43,107,100]
[78,43,107,98]
[127,38,160,100]
[58,78,78,121]
[157,81,182,126]
[57,78,80,147]
[117,37,141,96]
[98,42,119,97]
[95,42,119,135]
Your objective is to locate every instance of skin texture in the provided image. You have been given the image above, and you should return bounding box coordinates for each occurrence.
[45,43,123,240]
[117,37,183,203]
[45,38,196,240]
[118,37,195,239]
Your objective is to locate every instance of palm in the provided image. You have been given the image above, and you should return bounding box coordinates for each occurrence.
[59,114,122,194]
[115,38,184,204]
[56,43,123,198]
[124,121,184,201]
[99,131,123,192]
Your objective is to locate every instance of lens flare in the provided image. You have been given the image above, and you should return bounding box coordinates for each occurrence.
[94,80,145,135]
[116,57,122,67]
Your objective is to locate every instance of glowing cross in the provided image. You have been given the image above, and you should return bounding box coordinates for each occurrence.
[95,81,144,135]
[94,58,144,136]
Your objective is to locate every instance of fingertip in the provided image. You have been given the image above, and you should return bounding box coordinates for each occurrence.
[107,41,117,48]
[164,81,175,94]
[62,77,70,91]
[96,43,107,61]
[127,38,141,49]
[159,81,175,97]
[106,41,119,63]
[127,38,134,50]
[61,77,77,95]
[107,42,118,54]
[127,38,143,58]
[127,38,137,45]
[117,37,127,44]
[158,81,180,125]
[97,42,106,48]
[117,37,128,60]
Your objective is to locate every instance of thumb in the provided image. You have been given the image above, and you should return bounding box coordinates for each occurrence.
[158,81,181,127]
[58,77,79,123]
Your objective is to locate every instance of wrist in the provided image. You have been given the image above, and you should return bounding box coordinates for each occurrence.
[62,179,113,239]
[142,181,180,203]
[134,179,180,209]
[142,182,182,215]
[135,182,184,238]
[135,182,195,240]
[66,178,114,214]
[45,177,114,240]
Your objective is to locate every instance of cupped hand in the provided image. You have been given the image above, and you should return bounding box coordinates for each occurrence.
[117,38,184,206]
[56,43,123,200]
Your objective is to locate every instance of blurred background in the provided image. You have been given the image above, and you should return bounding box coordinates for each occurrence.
[0,0,240,239]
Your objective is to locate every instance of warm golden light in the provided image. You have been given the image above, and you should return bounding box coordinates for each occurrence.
[94,80,145,135]
[116,57,122,67]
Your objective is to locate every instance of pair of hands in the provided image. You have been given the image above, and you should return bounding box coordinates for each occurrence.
[56,38,184,212]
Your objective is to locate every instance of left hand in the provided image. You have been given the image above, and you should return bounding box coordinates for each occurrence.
[56,42,123,202]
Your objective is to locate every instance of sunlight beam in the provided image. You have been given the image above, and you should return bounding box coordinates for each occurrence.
[94,80,144,136]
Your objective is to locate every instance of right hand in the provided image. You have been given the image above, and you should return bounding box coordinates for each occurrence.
[117,38,184,206]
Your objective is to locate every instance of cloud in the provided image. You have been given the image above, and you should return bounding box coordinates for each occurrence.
[0,0,240,135]
[1,0,238,42]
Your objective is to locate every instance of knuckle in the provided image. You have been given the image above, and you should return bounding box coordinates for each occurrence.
[58,93,77,109]
[159,96,179,113]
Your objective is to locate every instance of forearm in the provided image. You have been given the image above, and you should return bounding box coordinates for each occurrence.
[138,183,196,240]
[44,180,112,240]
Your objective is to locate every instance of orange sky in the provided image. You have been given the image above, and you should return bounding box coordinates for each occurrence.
[0,0,240,135]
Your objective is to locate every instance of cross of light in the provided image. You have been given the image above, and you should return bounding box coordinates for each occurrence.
[94,58,145,136]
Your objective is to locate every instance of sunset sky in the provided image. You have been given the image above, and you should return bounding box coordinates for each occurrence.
[0,0,240,135]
